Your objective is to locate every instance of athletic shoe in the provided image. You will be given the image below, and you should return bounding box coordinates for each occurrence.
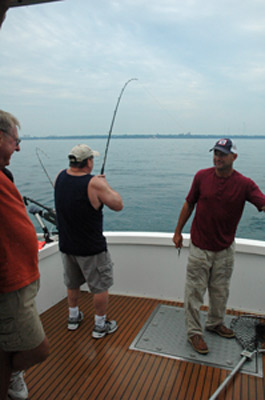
[68,311,84,331]
[188,334,209,354]
[206,324,235,338]
[8,371,28,400]
[92,320,118,339]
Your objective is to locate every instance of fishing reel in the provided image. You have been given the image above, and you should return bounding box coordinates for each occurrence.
[23,196,57,243]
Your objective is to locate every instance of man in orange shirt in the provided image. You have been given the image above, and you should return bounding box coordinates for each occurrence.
[0,110,49,400]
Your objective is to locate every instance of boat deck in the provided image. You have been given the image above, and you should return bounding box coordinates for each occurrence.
[26,292,265,399]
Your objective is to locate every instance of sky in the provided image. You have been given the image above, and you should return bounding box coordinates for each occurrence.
[1,0,265,137]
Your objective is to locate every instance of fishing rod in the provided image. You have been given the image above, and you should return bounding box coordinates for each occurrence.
[36,147,54,188]
[23,197,57,242]
[100,78,138,175]
[23,196,56,224]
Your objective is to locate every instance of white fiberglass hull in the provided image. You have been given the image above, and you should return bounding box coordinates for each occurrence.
[37,232,265,315]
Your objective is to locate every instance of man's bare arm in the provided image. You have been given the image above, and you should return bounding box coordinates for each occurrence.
[172,201,194,248]
[88,175,123,211]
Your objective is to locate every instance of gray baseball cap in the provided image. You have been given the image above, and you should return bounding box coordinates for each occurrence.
[68,144,100,162]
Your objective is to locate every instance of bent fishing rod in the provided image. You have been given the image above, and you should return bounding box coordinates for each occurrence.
[36,147,54,188]
[100,78,138,175]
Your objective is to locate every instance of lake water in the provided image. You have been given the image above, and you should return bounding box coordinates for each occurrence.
[9,137,265,241]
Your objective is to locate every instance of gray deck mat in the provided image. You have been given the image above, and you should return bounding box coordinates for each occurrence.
[130,304,263,377]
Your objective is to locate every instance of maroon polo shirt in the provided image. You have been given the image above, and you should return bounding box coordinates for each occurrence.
[186,167,265,251]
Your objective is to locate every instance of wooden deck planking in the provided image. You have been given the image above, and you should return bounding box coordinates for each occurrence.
[25,292,265,400]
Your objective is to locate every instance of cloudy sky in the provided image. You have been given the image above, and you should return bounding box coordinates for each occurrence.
[1,0,265,137]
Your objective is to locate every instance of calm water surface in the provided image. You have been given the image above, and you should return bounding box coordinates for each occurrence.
[9,138,265,241]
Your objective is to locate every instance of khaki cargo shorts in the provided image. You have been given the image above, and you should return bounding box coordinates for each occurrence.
[0,279,45,352]
[61,250,114,294]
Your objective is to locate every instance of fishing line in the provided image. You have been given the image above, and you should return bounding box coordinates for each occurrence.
[135,81,188,134]
[100,78,138,175]
[36,147,54,188]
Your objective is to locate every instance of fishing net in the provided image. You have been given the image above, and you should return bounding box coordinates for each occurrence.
[209,315,265,400]
[230,315,265,352]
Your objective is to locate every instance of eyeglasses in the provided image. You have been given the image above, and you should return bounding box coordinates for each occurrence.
[13,137,21,146]
[0,128,21,146]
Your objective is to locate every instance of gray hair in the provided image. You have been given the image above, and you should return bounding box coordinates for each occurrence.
[0,110,21,134]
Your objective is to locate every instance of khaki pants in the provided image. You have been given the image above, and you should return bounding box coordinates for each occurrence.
[185,242,235,338]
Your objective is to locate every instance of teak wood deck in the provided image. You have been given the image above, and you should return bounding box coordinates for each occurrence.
[26,292,265,399]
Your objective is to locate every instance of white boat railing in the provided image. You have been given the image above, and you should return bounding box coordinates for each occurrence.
[37,232,265,315]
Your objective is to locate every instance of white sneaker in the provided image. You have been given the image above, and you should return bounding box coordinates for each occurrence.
[67,311,84,331]
[8,371,28,400]
[92,320,118,339]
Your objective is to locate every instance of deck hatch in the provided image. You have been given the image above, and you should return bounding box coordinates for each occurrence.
[129,304,263,377]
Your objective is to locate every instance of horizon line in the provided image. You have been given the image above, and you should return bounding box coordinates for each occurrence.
[21,133,265,140]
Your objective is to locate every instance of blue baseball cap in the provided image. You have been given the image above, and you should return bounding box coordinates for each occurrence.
[210,138,237,154]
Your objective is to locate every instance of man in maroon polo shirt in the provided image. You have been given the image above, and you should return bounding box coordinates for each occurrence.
[173,138,265,354]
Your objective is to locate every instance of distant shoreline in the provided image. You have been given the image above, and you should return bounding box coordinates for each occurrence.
[21,134,265,140]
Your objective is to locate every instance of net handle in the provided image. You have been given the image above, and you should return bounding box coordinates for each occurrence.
[208,351,255,400]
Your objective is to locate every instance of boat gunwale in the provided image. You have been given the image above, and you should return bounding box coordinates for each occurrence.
[38,231,265,257]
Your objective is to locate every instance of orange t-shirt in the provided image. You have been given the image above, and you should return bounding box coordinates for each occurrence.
[0,171,40,293]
